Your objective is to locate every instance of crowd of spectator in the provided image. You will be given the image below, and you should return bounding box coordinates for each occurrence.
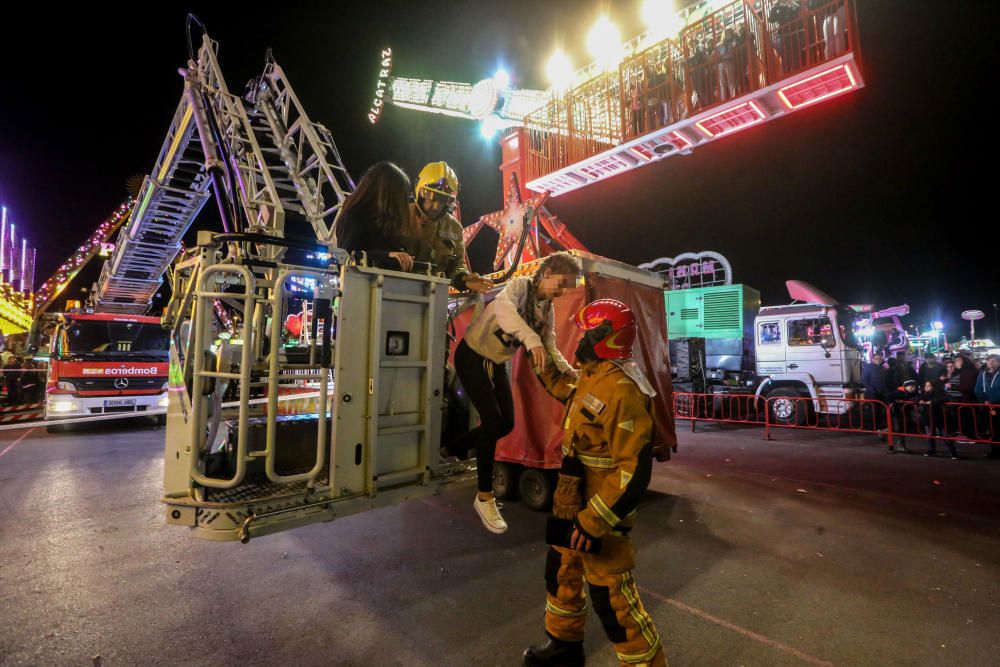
[0,350,45,407]
[862,349,1000,459]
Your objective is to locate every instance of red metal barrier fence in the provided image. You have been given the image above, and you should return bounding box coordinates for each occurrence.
[673,392,1000,449]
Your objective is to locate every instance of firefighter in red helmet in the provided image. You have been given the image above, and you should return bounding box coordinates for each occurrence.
[524,298,666,667]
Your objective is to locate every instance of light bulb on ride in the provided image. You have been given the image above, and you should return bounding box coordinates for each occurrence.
[545,50,574,92]
[642,0,683,40]
[493,68,511,90]
[480,115,501,140]
[586,16,623,71]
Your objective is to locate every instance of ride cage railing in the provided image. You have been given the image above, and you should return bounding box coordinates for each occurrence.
[524,0,860,183]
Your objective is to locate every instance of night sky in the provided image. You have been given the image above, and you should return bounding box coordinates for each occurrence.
[2,1,997,340]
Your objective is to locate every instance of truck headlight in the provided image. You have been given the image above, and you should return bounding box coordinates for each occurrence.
[49,399,79,413]
[157,396,170,408]
[57,381,77,392]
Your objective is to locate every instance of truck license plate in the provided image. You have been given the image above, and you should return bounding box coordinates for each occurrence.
[104,399,137,408]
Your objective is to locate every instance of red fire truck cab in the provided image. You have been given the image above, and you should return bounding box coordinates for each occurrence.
[45,312,169,424]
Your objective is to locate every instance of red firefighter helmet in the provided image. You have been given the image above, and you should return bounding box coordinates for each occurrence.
[573,298,636,360]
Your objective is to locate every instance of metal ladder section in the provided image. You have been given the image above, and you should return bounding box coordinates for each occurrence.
[93,34,285,313]
[246,56,355,244]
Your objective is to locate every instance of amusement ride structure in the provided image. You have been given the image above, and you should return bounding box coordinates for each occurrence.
[374,0,863,270]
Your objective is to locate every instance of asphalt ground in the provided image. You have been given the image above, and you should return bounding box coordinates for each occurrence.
[1,419,998,666]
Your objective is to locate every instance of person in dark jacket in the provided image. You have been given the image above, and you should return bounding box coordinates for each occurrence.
[333,161,416,272]
[3,357,23,406]
[917,352,946,386]
[947,355,980,441]
[862,352,888,397]
[885,357,902,394]
[885,379,920,453]
[974,354,1000,458]
[895,351,916,383]
[919,380,957,458]
[862,352,889,431]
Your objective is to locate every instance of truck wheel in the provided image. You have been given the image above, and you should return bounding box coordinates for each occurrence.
[492,461,519,501]
[765,388,808,426]
[519,468,554,512]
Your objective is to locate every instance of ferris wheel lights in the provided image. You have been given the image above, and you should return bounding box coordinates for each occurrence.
[586,16,623,71]
[545,50,574,91]
[493,68,511,90]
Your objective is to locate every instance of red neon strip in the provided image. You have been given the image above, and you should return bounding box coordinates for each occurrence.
[671,132,692,149]
[630,147,652,161]
[778,64,857,110]
[695,101,766,139]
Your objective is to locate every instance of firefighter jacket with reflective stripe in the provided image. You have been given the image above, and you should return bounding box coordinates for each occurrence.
[539,360,655,539]
[463,277,572,373]
[406,204,470,289]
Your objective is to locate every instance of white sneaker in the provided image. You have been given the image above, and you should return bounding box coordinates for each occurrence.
[474,496,508,534]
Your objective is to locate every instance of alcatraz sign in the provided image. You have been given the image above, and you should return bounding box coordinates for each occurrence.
[368,48,393,124]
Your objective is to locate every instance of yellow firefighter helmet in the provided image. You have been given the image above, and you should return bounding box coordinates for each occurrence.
[414,162,459,219]
[415,161,459,199]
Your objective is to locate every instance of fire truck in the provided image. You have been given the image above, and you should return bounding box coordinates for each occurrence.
[45,311,169,427]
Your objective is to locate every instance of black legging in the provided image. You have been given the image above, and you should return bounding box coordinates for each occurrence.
[451,339,515,493]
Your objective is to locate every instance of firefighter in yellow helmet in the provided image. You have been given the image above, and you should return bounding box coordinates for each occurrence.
[408,162,492,293]
[524,299,666,667]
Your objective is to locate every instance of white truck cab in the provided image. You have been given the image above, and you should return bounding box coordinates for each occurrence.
[754,302,863,423]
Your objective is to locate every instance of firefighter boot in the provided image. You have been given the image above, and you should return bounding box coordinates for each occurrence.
[523,634,585,667]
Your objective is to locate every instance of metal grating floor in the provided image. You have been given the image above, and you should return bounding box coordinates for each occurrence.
[204,466,330,504]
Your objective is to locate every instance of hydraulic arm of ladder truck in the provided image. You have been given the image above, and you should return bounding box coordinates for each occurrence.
[144,26,472,543]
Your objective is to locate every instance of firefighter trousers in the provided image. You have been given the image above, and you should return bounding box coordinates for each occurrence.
[544,537,666,667]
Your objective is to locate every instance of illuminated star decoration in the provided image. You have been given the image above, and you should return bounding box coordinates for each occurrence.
[475,173,551,271]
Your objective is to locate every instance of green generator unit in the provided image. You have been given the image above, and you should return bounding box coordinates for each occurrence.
[666,284,761,374]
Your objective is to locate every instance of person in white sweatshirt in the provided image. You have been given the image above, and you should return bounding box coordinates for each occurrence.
[446,253,583,533]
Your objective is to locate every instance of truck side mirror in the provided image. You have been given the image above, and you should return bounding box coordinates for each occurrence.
[820,337,835,358]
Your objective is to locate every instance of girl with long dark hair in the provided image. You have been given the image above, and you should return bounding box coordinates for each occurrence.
[334,161,415,271]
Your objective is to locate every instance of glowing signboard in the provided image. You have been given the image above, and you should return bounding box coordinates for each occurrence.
[368,47,393,124]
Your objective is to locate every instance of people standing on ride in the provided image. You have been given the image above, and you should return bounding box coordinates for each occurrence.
[444,254,582,533]
[974,354,1000,459]
[769,0,803,75]
[406,161,492,293]
[919,380,957,459]
[716,27,739,101]
[334,162,416,272]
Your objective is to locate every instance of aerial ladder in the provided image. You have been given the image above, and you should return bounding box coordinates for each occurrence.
[140,23,468,542]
